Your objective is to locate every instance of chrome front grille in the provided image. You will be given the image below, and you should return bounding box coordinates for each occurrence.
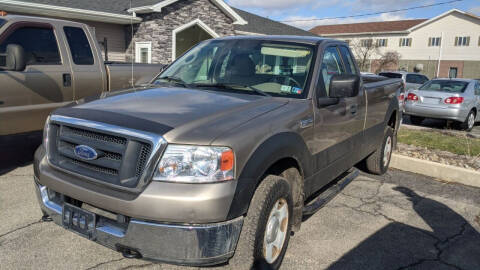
[46,116,165,190]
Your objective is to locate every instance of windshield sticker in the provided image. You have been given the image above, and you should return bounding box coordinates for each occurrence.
[291,87,303,94]
[281,85,292,93]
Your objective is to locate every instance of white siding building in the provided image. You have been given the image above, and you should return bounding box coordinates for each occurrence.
[310,9,480,79]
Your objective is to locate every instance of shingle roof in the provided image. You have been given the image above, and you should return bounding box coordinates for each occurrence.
[11,0,162,15]
[232,8,316,36]
[10,0,316,36]
[309,19,427,35]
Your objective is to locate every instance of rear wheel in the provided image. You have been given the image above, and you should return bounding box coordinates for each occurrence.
[230,175,293,270]
[364,126,394,175]
[409,115,424,125]
[459,110,476,132]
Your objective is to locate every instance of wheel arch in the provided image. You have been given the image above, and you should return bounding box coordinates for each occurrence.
[226,132,313,220]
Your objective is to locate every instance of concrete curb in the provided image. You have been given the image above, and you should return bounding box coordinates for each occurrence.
[390,153,480,188]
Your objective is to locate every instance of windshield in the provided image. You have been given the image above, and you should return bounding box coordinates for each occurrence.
[419,80,468,93]
[153,39,315,98]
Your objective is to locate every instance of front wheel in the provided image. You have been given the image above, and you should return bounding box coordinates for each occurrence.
[230,175,293,270]
[364,126,394,175]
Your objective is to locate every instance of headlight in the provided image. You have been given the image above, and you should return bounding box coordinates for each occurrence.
[153,145,234,183]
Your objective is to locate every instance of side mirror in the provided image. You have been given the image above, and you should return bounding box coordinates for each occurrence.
[329,74,360,98]
[0,44,26,71]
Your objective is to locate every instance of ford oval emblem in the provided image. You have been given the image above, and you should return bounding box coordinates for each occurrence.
[74,145,98,161]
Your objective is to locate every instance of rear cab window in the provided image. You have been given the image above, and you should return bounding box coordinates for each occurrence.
[0,25,61,66]
[419,80,469,93]
[379,72,402,79]
[63,26,94,65]
[406,74,428,84]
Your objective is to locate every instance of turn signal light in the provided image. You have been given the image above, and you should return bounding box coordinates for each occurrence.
[220,150,234,171]
[0,11,7,16]
[444,97,464,104]
[407,93,418,101]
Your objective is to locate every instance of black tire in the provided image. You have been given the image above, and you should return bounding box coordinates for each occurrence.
[459,110,476,132]
[230,175,293,270]
[364,126,394,175]
[409,115,424,125]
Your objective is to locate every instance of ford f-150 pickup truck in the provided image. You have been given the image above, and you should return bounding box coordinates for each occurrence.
[0,15,163,144]
[34,36,402,269]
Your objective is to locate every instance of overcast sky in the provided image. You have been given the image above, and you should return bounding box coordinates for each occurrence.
[226,0,480,30]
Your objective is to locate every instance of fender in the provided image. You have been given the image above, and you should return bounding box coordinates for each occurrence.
[226,132,313,220]
[384,94,400,131]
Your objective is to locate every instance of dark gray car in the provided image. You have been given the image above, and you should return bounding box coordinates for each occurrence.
[33,36,402,269]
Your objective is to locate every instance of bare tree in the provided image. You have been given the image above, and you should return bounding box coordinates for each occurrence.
[349,39,379,72]
[375,51,401,73]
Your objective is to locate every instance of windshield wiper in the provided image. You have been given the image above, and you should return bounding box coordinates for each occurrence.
[191,83,271,97]
[156,76,189,87]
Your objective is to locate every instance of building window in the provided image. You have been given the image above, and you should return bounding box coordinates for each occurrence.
[454,36,470,46]
[428,37,441,47]
[376,39,388,47]
[478,36,480,46]
[343,40,351,45]
[135,42,152,63]
[449,67,458,78]
[399,38,412,47]
[360,39,373,47]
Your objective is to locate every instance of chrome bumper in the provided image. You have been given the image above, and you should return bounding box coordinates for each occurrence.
[404,103,468,122]
[34,179,243,266]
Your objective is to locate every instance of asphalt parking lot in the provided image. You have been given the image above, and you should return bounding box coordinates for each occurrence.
[1,147,480,270]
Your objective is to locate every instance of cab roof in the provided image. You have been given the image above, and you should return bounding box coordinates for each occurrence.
[214,35,336,45]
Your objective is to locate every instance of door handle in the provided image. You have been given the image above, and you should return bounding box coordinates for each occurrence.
[63,73,72,87]
[0,100,4,105]
[350,104,358,115]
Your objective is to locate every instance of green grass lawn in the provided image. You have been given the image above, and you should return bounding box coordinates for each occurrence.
[397,129,480,157]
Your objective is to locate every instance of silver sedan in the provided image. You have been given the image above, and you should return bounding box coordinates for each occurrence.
[404,78,480,131]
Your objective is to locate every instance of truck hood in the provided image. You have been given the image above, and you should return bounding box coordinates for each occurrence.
[53,86,288,144]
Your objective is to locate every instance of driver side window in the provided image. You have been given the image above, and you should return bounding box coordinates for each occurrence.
[321,47,345,96]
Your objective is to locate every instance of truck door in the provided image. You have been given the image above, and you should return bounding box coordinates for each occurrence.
[0,23,73,136]
[310,45,365,190]
[62,26,105,100]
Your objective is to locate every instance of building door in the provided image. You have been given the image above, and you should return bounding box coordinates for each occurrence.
[449,67,458,78]
[173,20,219,61]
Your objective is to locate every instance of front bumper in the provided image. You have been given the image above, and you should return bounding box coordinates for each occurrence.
[34,179,243,266]
[404,103,468,122]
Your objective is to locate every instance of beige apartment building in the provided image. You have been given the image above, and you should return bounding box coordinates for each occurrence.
[310,9,480,79]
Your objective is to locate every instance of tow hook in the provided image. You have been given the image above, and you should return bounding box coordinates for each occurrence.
[116,244,142,259]
[41,214,53,222]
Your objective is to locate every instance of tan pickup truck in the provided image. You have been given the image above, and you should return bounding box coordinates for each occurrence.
[0,15,163,144]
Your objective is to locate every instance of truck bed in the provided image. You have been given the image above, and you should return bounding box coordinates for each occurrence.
[105,63,164,91]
